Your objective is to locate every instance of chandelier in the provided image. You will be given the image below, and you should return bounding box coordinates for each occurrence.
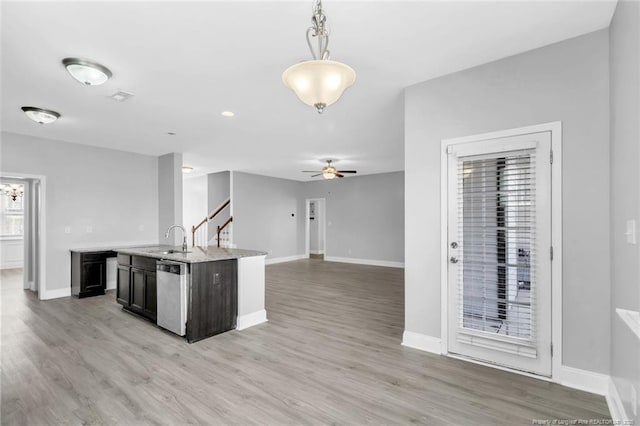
[282,0,356,113]
[2,184,24,202]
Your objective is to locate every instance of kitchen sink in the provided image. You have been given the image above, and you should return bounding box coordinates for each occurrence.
[156,249,191,255]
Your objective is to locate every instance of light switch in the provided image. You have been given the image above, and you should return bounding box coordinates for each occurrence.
[86,225,93,234]
[626,220,636,245]
[64,226,71,234]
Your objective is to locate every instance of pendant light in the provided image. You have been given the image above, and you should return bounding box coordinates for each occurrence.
[282,0,356,113]
[21,106,60,124]
[62,58,112,86]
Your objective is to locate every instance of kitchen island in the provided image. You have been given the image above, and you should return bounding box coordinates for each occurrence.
[114,245,267,343]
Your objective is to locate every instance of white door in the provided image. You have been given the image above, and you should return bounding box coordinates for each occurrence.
[446,131,552,377]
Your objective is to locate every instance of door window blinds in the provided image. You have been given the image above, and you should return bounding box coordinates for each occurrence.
[457,150,536,344]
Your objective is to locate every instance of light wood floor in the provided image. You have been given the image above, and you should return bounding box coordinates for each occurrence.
[1,261,609,425]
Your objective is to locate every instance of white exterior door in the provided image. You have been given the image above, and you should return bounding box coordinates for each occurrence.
[446,131,552,377]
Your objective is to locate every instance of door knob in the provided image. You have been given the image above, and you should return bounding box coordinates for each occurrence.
[450,242,458,249]
[450,257,459,264]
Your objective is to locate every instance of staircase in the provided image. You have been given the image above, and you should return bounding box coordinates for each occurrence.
[192,198,233,248]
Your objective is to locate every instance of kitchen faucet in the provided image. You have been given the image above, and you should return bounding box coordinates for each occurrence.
[165,225,188,252]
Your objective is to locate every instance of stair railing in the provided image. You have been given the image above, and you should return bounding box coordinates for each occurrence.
[192,198,232,248]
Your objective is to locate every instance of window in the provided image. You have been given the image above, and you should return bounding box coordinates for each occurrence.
[0,184,24,238]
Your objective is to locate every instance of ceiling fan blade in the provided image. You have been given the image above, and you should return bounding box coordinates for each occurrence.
[337,170,357,174]
[335,173,344,178]
[302,171,321,173]
[310,173,322,177]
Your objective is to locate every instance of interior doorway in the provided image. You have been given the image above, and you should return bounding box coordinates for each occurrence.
[0,173,46,298]
[305,198,326,259]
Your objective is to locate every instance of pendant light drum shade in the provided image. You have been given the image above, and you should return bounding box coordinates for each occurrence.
[283,60,356,112]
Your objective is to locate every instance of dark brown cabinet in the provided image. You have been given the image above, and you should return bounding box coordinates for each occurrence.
[117,255,157,322]
[187,259,237,343]
[71,250,116,298]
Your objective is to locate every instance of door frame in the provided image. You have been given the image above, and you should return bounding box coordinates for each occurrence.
[1,172,47,300]
[439,121,562,381]
[305,198,326,258]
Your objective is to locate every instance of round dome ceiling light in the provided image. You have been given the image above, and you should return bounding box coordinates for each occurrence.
[21,106,60,124]
[182,166,194,174]
[221,111,235,117]
[62,57,112,86]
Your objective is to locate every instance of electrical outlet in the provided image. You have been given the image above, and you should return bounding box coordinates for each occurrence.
[138,224,145,232]
[86,225,93,234]
[64,226,71,234]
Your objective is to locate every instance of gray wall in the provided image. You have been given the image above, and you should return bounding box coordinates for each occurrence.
[0,131,159,294]
[404,30,611,373]
[232,171,303,259]
[158,153,183,246]
[609,1,640,421]
[207,171,230,241]
[183,175,208,246]
[302,172,404,264]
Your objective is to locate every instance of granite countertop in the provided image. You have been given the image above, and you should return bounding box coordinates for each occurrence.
[70,244,159,253]
[115,245,267,264]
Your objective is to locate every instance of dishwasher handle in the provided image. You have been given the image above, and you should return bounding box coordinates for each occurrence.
[157,262,185,275]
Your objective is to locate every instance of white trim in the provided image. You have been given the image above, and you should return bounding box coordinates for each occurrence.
[325,256,404,268]
[401,331,442,354]
[559,365,608,396]
[2,172,46,300]
[42,287,71,300]
[440,122,563,381]
[265,254,306,265]
[236,309,268,330]
[0,260,24,270]
[606,377,629,422]
[309,250,324,255]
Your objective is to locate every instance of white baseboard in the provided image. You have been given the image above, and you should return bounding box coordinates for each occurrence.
[309,250,324,255]
[265,255,306,265]
[325,256,404,269]
[401,331,442,354]
[606,377,629,422]
[236,310,268,330]
[559,365,608,396]
[42,287,71,300]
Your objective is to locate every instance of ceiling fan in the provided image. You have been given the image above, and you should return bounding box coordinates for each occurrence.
[303,160,357,179]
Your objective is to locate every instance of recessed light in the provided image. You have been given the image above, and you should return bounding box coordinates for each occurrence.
[21,106,60,124]
[221,111,235,117]
[182,166,194,173]
[62,57,112,86]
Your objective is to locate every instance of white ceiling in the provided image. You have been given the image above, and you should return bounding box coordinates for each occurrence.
[1,1,616,181]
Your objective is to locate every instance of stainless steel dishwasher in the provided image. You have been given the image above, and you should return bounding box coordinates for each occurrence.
[156,260,188,336]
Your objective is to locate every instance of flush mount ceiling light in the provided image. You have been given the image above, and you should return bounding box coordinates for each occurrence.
[221,111,235,117]
[182,166,194,174]
[21,106,60,124]
[282,0,356,114]
[62,57,112,86]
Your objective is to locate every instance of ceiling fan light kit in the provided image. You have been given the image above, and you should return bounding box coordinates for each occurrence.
[282,0,356,113]
[303,160,357,179]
